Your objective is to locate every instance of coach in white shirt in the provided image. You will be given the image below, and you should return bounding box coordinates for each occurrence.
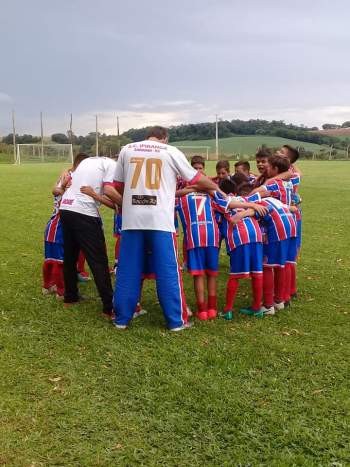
[104,126,218,331]
[60,155,121,316]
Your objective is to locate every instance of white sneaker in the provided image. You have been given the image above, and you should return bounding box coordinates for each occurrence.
[133,308,147,319]
[274,302,285,311]
[261,305,275,316]
[42,285,57,295]
[169,321,194,332]
[113,324,128,330]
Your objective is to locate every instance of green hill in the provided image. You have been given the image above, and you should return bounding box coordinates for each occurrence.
[172,135,331,157]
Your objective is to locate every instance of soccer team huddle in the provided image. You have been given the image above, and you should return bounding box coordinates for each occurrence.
[42,126,302,331]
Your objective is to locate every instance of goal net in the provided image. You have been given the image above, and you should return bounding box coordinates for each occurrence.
[16,144,73,164]
[176,145,210,161]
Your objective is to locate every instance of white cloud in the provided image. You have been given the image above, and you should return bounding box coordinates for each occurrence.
[4,104,350,136]
[0,92,12,103]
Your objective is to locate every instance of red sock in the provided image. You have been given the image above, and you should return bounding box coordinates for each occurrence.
[225,277,239,311]
[197,301,206,313]
[263,267,274,307]
[77,251,87,274]
[42,261,54,289]
[182,241,187,266]
[284,263,292,302]
[208,295,217,310]
[274,270,279,300]
[251,275,263,311]
[290,263,297,295]
[274,267,285,303]
[53,262,64,296]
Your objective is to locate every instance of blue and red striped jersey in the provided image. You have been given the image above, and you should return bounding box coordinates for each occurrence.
[259,197,297,242]
[220,211,263,252]
[176,191,229,249]
[263,179,294,206]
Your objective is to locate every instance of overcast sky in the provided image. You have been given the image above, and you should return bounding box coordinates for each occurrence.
[1,0,350,136]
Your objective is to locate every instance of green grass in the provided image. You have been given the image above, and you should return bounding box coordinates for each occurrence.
[1,161,350,466]
[173,135,333,157]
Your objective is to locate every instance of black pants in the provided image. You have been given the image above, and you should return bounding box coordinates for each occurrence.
[60,209,113,312]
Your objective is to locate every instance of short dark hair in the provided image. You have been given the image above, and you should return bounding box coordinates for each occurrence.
[268,154,290,173]
[256,147,272,159]
[231,172,249,186]
[216,160,230,171]
[282,145,300,163]
[219,178,237,195]
[235,160,250,171]
[73,152,89,170]
[191,154,205,168]
[236,182,252,197]
[146,126,168,140]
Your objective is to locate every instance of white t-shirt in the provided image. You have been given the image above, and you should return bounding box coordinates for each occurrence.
[114,141,198,231]
[60,157,116,217]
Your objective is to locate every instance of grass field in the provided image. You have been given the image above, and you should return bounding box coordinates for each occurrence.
[173,135,333,157]
[1,161,350,466]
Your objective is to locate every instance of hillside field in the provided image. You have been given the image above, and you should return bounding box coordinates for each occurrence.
[0,161,350,465]
[173,135,332,157]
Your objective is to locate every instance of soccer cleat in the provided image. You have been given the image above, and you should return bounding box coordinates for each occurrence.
[103,310,115,320]
[78,273,91,282]
[274,302,285,311]
[169,321,194,332]
[42,285,57,295]
[261,305,275,316]
[63,295,88,307]
[196,311,208,321]
[207,309,217,320]
[239,307,264,318]
[220,310,233,320]
[133,308,147,319]
[113,323,128,330]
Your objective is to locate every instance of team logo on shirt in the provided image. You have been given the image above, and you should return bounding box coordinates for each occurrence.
[132,195,157,206]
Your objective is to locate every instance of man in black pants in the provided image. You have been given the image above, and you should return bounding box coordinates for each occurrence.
[59,155,121,316]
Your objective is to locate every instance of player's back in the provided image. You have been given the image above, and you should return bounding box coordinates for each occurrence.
[260,197,296,241]
[264,178,293,206]
[177,192,218,249]
[61,157,116,216]
[221,210,262,252]
[117,141,196,232]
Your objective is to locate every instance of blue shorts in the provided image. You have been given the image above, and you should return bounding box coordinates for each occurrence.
[229,243,263,278]
[263,239,289,268]
[187,246,219,276]
[296,218,302,251]
[287,237,298,264]
[113,213,122,237]
[44,241,64,261]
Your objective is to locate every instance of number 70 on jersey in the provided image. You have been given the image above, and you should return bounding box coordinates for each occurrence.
[130,157,162,190]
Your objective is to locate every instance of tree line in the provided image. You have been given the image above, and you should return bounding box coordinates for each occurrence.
[123,119,350,148]
[2,119,350,161]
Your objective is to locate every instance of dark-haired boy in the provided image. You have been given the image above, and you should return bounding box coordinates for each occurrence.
[253,155,294,206]
[234,160,256,185]
[212,160,230,184]
[253,148,272,187]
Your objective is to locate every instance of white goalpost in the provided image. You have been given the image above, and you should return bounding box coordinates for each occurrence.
[176,145,210,161]
[16,144,73,164]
